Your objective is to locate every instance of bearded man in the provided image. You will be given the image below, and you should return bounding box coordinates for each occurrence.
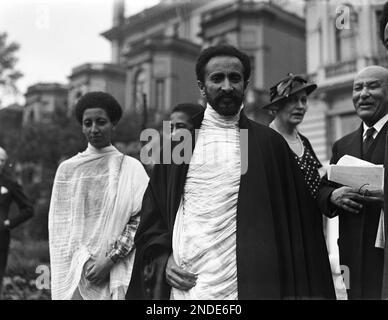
[126,45,335,300]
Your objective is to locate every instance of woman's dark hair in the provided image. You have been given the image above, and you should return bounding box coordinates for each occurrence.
[75,91,123,124]
[171,103,204,119]
[380,2,388,47]
[195,45,251,83]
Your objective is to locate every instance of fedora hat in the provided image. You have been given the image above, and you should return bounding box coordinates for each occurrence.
[263,73,317,110]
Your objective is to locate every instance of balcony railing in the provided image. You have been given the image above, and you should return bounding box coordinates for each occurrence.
[324,60,357,78]
[372,55,388,68]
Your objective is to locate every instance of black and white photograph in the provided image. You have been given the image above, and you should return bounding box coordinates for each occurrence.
[0,0,388,306]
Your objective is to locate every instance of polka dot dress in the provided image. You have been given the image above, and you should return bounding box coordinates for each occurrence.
[293,136,321,199]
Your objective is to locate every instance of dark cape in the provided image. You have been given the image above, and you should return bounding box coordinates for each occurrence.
[126,110,335,300]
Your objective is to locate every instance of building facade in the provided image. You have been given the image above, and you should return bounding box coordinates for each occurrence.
[67,63,126,115]
[302,2,388,297]
[100,0,308,124]
[301,0,388,163]
[23,83,68,125]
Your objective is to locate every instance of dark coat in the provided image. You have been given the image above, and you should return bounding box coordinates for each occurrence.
[380,126,388,300]
[0,174,34,281]
[126,111,335,300]
[317,122,388,299]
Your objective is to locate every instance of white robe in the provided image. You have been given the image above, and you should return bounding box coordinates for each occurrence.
[171,104,241,300]
[49,144,149,300]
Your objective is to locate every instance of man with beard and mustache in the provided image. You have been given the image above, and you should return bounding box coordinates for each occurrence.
[318,66,388,299]
[126,45,335,300]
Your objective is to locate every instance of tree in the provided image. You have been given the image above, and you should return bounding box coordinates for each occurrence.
[0,32,23,107]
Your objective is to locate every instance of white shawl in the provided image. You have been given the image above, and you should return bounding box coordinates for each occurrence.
[49,144,149,300]
[171,104,241,300]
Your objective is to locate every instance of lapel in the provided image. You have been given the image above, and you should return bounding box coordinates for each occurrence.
[341,124,363,160]
[367,121,388,164]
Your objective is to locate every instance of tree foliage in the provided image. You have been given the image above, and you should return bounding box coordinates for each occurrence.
[0,32,23,107]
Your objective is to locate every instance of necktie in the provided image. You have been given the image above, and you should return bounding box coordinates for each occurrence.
[362,127,376,156]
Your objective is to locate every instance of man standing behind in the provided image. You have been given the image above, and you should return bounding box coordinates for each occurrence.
[127,45,334,300]
[0,147,34,298]
[318,66,388,300]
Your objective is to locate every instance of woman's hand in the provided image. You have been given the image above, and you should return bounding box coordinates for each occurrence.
[85,255,114,286]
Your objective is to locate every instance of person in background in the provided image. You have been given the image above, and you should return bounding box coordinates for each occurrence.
[0,146,34,298]
[170,103,205,138]
[263,73,322,198]
[48,91,149,300]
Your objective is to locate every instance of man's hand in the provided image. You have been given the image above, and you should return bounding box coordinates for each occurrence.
[362,189,384,207]
[165,254,197,291]
[0,219,10,232]
[330,186,364,214]
[85,255,114,286]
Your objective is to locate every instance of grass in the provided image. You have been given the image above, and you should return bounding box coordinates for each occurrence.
[3,238,51,300]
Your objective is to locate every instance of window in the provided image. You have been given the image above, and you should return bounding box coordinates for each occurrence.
[376,10,387,56]
[332,112,360,142]
[335,5,357,62]
[155,79,165,110]
[134,70,146,113]
[318,21,323,65]
[249,55,255,87]
[173,22,180,38]
[29,109,35,123]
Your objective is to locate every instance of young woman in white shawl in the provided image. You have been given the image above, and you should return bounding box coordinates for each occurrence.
[48,91,149,300]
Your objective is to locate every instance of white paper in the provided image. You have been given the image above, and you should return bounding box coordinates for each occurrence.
[336,155,381,167]
[327,155,384,191]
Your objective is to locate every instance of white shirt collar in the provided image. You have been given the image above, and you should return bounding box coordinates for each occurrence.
[85,143,115,154]
[363,113,388,140]
[203,103,243,129]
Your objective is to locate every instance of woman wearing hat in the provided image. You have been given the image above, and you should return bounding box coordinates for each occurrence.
[264,73,322,198]
[48,91,149,300]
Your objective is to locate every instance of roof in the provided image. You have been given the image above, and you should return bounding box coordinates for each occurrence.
[101,0,206,41]
[68,63,126,79]
[25,83,68,96]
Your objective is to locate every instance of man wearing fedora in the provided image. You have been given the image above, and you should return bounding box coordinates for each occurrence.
[318,65,388,299]
[127,44,335,300]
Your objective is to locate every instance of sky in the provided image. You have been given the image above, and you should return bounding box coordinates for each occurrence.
[0,0,160,106]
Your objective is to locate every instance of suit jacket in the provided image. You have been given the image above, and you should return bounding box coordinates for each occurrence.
[318,122,388,299]
[0,174,34,251]
[381,128,388,299]
[126,110,335,300]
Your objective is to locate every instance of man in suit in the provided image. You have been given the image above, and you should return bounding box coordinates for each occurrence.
[0,147,34,298]
[318,65,388,299]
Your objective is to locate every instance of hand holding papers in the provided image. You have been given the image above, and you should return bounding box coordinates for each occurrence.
[327,155,385,248]
[327,155,384,192]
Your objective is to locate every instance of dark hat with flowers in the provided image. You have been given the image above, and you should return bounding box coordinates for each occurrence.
[262,73,317,110]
